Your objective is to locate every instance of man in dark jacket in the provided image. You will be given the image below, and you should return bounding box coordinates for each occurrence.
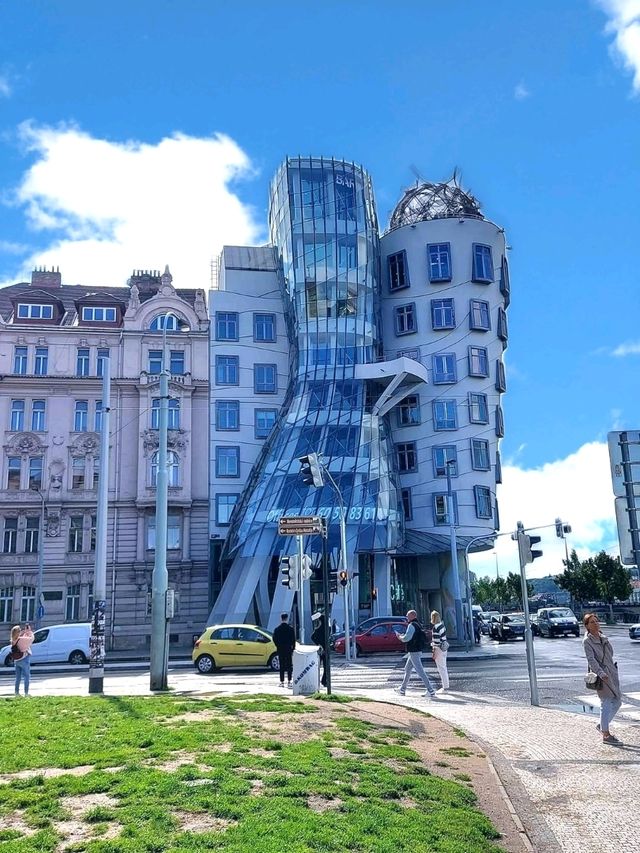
[273,612,296,688]
[311,613,327,687]
[395,610,436,699]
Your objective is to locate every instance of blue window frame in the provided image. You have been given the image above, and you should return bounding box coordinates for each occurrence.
[497,307,508,342]
[254,364,277,394]
[431,298,455,330]
[495,404,505,437]
[215,493,238,526]
[388,251,409,291]
[31,400,46,432]
[74,401,88,432]
[77,348,90,377]
[474,485,493,519]
[472,244,494,283]
[215,311,239,341]
[432,353,457,384]
[308,381,329,411]
[10,400,25,431]
[148,350,163,375]
[496,450,503,484]
[468,392,489,424]
[216,400,240,431]
[433,445,457,477]
[469,299,490,331]
[254,313,276,343]
[150,313,178,331]
[215,446,240,478]
[396,395,420,427]
[151,398,180,430]
[495,360,506,392]
[94,401,103,433]
[433,400,457,430]
[500,257,511,306]
[216,355,239,385]
[96,348,109,378]
[396,442,417,472]
[427,243,451,282]
[255,408,277,439]
[13,346,27,375]
[401,487,413,521]
[433,493,458,525]
[468,346,488,377]
[34,347,48,376]
[471,439,491,471]
[394,303,416,335]
[170,350,185,375]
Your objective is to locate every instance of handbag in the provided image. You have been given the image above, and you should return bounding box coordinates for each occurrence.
[584,642,605,691]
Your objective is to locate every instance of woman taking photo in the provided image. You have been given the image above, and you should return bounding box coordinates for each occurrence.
[10,623,34,696]
[583,613,622,744]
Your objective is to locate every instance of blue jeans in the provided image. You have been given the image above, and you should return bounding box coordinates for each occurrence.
[400,652,435,694]
[600,695,622,732]
[14,656,31,695]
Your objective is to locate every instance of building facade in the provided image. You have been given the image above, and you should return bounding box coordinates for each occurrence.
[208,157,510,642]
[0,266,210,650]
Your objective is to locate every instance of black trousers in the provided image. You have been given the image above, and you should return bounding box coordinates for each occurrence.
[278,649,293,682]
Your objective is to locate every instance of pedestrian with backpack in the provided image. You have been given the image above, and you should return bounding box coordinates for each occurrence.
[430,610,450,693]
[10,623,34,697]
[394,610,436,699]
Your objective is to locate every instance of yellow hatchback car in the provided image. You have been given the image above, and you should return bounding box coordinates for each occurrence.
[192,624,278,674]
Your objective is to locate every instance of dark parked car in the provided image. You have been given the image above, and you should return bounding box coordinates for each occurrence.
[493,614,526,642]
[530,613,540,636]
[629,623,640,640]
[481,611,500,635]
[537,607,579,638]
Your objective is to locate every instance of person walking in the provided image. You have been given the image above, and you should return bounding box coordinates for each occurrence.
[311,613,327,687]
[394,610,436,699]
[273,612,296,688]
[430,610,450,693]
[583,613,622,745]
[11,623,34,697]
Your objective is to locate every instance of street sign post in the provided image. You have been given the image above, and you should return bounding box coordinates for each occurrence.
[278,516,327,537]
[608,431,640,568]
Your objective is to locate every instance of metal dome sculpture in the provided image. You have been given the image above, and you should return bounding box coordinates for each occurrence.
[388,173,484,230]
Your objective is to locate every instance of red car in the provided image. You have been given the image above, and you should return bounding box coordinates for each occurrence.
[334,620,409,656]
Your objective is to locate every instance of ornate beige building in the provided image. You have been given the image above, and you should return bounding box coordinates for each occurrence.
[0,266,210,650]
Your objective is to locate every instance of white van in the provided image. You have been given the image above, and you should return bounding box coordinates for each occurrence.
[1,623,91,667]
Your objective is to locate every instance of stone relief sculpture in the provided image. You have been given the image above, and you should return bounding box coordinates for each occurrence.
[49,458,65,492]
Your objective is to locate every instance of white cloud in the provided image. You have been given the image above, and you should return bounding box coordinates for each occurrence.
[514,82,531,100]
[612,340,640,356]
[470,441,618,582]
[597,0,640,92]
[2,122,262,288]
[0,76,11,98]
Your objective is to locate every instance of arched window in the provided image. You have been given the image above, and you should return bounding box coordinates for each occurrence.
[150,313,179,332]
[151,450,180,487]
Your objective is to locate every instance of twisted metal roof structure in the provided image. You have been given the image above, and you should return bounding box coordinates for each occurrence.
[388,173,484,231]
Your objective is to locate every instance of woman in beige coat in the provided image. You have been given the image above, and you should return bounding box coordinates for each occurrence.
[582,613,622,744]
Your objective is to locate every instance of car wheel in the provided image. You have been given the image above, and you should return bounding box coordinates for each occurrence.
[68,650,87,665]
[196,654,217,674]
[268,653,280,672]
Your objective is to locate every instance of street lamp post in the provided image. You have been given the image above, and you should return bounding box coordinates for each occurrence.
[321,465,352,662]
[464,534,497,649]
[445,461,464,647]
[34,488,46,629]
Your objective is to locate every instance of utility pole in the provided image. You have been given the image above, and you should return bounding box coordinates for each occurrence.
[89,356,111,694]
[297,535,305,642]
[320,518,331,694]
[33,488,46,629]
[515,521,540,706]
[445,460,464,645]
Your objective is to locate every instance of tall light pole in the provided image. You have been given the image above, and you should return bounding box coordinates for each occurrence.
[321,465,352,662]
[445,460,464,646]
[33,487,46,629]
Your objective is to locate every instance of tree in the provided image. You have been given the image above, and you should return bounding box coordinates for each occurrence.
[556,549,599,604]
[493,577,510,610]
[471,577,495,607]
[592,551,631,621]
[505,572,533,608]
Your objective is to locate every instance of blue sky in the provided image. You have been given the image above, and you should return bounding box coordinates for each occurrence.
[1,0,638,576]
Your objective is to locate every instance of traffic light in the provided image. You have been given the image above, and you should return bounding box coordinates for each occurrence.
[518,533,543,566]
[280,554,299,591]
[298,453,324,488]
[555,518,572,538]
[372,588,378,601]
[329,572,338,594]
[339,570,348,588]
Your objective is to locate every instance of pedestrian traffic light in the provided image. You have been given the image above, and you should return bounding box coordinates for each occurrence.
[339,570,348,588]
[555,518,572,538]
[518,533,543,566]
[298,453,324,488]
[280,554,299,591]
[372,588,378,601]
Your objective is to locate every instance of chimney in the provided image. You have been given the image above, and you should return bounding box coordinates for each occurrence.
[31,266,62,288]
[127,269,162,295]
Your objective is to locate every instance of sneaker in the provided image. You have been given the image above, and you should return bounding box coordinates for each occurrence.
[596,724,601,733]
[603,734,622,745]
[278,682,285,688]
[423,691,437,699]
[287,681,292,689]
[394,688,406,696]
[436,688,448,694]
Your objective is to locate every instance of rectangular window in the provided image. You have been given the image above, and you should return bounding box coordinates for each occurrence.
[397,347,420,362]
[325,425,358,457]
[433,445,458,477]
[433,400,457,430]
[94,401,103,432]
[474,486,493,519]
[71,457,85,489]
[65,584,81,621]
[21,586,36,622]
[151,398,180,430]
[396,395,420,427]
[396,442,417,473]
[169,350,185,375]
[216,446,240,478]
[388,251,409,291]
[10,399,25,431]
[495,450,503,484]
[427,243,452,282]
[31,400,46,432]
[472,243,494,282]
[468,346,489,377]
[2,519,18,554]
[310,346,331,367]
[471,438,491,470]
[470,299,490,331]
[255,408,277,439]
[28,457,42,490]
[216,400,240,431]
[7,457,21,491]
[33,347,48,375]
[13,346,28,375]
[497,307,508,342]
[308,382,329,411]
[500,257,511,306]
[401,488,413,521]
[468,392,489,424]
[0,587,13,622]
[433,493,458,525]
[90,515,97,551]
[148,350,163,375]
[25,516,39,554]
[495,360,506,392]
[87,582,94,617]
[74,401,88,432]
[215,355,239,386]
[431,298,455,330]
[96,348,109,378]
[17,303,53,319]
[432,353,457,384]
[495,404,505,437]
[81,306,116,322]
[76,348,90,377]
[215,494,239,526]
[69,516,84,553]
[254,313,276,342]
[254,364,277,394]
[147,514,181,550]
[394,303,416,335]
[92,455,100,490]
[215,311,239,341]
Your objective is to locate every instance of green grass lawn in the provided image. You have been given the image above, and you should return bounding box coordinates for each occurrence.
[0,694,502,852]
